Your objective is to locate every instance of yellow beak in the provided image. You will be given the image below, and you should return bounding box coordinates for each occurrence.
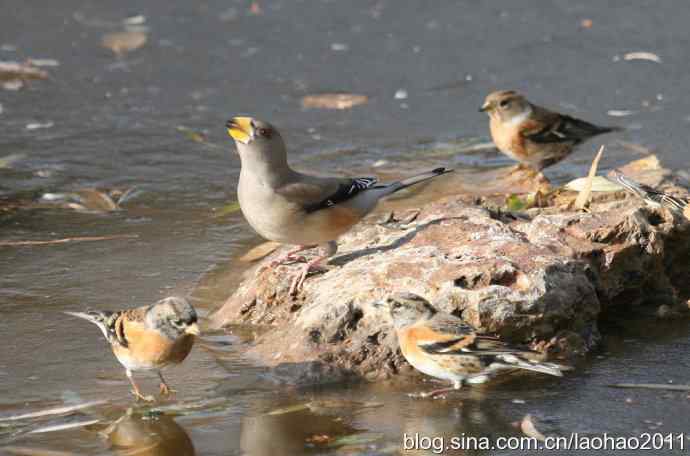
[226,117,254,144]
[185,322,201,336]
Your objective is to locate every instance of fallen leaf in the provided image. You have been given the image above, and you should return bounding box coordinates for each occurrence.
[301,93,368,110]
[574,145,604,210]
[623,51,662,63]
[564,175,623,193]
[0,61,48,81]
[239,241,281,262]
[214,201,242,218]
[520,414,546,442]
[102,31,147,56]
[580,18,593,28]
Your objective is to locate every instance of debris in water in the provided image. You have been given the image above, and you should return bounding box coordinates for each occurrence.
[123,15,146,25]
[623,51,662,63]
[25,121,54,130]
[0,400,108,422]
[394,89,408,100]
[27,58,59,67]
[607,109,636,117]
[0,60,48,90]
[609,383,690,392]
[301,93,368,110]
[0,153,25,168]
[580,18,593,28]
[0,61,49,80]
[102,31,147,57]
[520,414,546,442]
[0,234,138,247]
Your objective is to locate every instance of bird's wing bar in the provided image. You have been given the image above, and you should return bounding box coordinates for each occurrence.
[419,333,536,356]
[523,114,612,145]
[302,177,379,213]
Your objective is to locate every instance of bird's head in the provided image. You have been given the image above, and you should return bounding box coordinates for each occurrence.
[479,90,531,123]
[374,292,436,329]
[147,296,200,339]
[225,116,287,165]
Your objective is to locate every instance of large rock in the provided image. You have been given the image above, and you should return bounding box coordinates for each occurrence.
[211,157,690,385]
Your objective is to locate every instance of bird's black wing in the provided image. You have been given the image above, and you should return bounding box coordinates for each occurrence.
[303,177,379,213]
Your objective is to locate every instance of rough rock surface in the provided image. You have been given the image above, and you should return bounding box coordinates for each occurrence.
[211,157,690,385]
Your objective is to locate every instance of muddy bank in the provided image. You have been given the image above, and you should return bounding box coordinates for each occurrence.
[212,157,690,385]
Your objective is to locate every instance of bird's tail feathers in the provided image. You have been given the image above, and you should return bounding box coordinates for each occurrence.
[611,170,688,212]
[64,310,113,340]
[386,167,453,195]
[495,353,567,377]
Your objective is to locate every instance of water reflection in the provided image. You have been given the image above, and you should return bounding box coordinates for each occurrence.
[105,410,195,456]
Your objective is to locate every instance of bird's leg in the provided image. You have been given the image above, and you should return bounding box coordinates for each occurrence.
[126,369,155,402]
[267,245,315,268]
[288,241,336,296]
[158,371,177,397]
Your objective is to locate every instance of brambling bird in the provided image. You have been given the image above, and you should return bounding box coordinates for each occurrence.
[377,293,568,398]
[610,170,689,219]
[480,90,620,172]
[65,296,200,402]
[226,116,453,295]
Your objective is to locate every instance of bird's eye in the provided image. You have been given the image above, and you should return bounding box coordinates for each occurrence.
[256,127,271,138]
[499,99,510,108]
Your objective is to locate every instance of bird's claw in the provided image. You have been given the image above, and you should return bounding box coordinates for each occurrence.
[159,383,177,397]
[132,390,156,403]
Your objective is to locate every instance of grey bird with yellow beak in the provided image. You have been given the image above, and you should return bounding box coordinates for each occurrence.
[480,90,620,172]
[226,116,453,295]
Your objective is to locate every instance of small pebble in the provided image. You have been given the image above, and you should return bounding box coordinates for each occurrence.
[330,43,349,52]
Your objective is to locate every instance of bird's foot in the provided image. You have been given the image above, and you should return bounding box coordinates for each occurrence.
[131,389,156,403]
[288,259,328,296]
[159,382,177,397]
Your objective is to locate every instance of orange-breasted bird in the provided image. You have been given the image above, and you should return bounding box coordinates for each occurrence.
[65,296,200,402]
[480,90,620,171]
[377,293,568,398]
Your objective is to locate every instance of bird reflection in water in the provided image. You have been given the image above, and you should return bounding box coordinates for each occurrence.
[103,409,195,456]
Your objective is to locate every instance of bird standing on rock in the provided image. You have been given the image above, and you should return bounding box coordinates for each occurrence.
[480,90,620,172]
[377,293,568,398]
[225,116,453,295]
[65,296,200,402]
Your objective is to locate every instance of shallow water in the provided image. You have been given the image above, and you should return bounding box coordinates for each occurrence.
[2,1,690,454]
